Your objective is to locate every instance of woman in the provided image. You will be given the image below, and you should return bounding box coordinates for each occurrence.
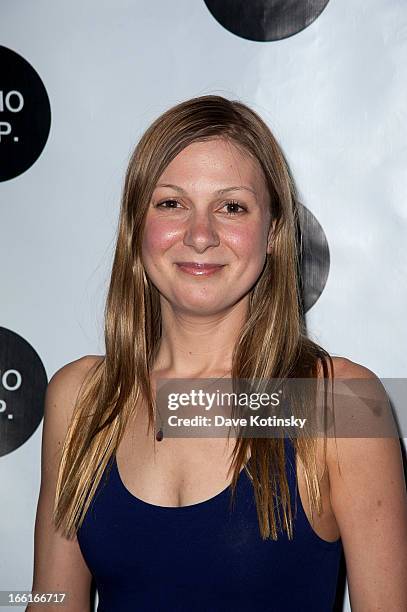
[29,95,407,611]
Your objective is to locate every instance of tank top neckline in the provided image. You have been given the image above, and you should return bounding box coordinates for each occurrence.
[112,453,251,513]
[110,440,341,548]
[111,437,293,513]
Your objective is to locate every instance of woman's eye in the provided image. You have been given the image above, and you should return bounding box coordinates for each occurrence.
[156,199,182,210]
[223,200,247,215]
[155,199,247,215]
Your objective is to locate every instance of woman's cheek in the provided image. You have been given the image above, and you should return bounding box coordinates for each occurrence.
[226,225,265,257]
[142,218,179,255]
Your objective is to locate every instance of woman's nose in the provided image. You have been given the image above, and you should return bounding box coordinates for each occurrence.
[182,210,220,253]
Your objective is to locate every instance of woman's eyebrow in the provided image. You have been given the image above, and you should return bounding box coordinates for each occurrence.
[155,183,257,196]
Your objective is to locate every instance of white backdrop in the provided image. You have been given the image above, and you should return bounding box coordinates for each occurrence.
[1,1,406,610]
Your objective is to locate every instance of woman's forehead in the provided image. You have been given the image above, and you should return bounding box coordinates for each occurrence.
[157,138,266,189]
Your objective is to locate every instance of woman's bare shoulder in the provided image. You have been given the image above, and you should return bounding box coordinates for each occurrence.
[317,355,396,471]
[323,356,402,499]
[50,354,104,385]
[45,355,104,426]
[330,355,376,378]
[318,354,376,379]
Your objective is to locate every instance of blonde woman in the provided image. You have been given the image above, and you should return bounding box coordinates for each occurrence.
[29,96,407,611]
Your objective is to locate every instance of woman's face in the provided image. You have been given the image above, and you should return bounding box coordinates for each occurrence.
[142,137,274,316]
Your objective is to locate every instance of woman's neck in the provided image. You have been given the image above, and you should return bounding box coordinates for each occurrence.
[153,297,249,377]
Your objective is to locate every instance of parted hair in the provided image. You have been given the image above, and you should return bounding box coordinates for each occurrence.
[53,95,334,540]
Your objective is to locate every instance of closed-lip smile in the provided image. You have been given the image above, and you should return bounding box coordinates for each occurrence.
[175,262,225,276]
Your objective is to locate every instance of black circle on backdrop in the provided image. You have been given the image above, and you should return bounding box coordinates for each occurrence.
[0,46,51,182]
[0,327,47,456]
[204,0,330,42]
[296,202,330,313]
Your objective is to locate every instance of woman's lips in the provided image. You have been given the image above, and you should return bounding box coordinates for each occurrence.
[175,262,225,276]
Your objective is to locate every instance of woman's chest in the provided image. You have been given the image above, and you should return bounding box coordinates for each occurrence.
[116,407,340,543]
[77,442,342,612]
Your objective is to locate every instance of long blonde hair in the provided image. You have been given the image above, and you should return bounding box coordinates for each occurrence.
[54,95,334,540]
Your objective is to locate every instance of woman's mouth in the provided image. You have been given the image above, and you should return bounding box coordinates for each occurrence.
[175,262,225,276]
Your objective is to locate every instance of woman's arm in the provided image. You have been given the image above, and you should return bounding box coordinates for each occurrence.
[26,356,100,612]
[327,358,407,611]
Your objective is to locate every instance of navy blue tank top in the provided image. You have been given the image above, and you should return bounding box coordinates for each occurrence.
[77,438,342,611]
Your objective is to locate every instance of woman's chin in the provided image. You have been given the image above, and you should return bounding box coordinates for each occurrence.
[171,297,229,316]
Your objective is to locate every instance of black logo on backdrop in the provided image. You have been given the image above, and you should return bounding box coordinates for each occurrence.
[0,327,47,456]
[204,0,330,41]
[0,46,51,182]
[297,202,330,313]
